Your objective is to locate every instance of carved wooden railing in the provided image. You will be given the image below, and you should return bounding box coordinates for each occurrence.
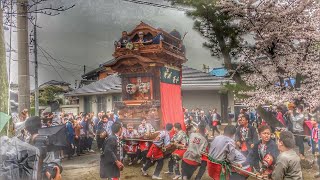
[113,41,185,58]
[114,100,161,109]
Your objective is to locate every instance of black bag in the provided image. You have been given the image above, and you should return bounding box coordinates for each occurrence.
[36,125,69,152]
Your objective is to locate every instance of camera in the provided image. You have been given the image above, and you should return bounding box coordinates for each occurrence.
[42,162,63,180]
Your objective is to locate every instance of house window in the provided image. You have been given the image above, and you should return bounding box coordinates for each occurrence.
[97,95,107,112]
[112,94,122,102]
[84,96,92,113]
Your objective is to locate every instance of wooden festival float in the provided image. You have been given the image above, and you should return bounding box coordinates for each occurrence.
[108,22,187,130]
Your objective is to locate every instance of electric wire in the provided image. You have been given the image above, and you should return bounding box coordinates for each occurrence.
[38,46,64,81]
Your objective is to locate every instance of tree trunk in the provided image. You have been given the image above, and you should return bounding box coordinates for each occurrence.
[216,34,245,85]
[0,7,8,114]
[17,0,30,112]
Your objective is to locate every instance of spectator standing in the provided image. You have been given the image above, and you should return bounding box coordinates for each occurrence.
[96,115,109,150]
[289,105,305,159]
[210,108,221,137]
[87,118,95,153]
[74,116,81,156]
[65,117,75,159]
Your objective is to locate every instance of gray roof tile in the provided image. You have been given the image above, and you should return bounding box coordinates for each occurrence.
[66,66,233,96]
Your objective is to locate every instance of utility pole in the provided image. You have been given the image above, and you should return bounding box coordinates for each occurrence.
[34,6,39,116]
[83,65,86,75]
[17,0,30,112]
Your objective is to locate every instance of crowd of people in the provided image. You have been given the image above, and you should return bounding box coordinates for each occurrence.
[14,102,320,180]
[98,103,319,180]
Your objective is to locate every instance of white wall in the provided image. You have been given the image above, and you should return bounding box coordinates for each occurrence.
[228,91,235,113]
[106,94,113,112]
[92,95,98,115]
[182,90,222,113]
[79,96,84,113]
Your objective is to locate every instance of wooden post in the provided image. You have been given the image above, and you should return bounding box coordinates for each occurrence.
[17,0,30,112]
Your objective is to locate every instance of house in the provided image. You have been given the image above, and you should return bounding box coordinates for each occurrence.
[31,80,78,115]
[65,65,235,122]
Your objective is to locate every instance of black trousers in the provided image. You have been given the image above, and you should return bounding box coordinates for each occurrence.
[195,160,207,180]
[79,136,87,153]
[97,136,104,150]
[181,160,198,180]
[143,158,164,177]
[168,155,181,175]
[137,150,148,164]
[211,126,220,136]
[317,155,320,173]
[87,137,93,150]
[295,134,305,156]
[65,143,74,158]
[128,153,136,162]
[75,138,80,155]
[230,172,248,180]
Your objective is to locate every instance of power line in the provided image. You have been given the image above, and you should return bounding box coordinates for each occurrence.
[37,54,96,70]
[12,59,83,71]
[121,0,188,11]
[36,45,96,69]
[38,47,64,81]
[38,45,79,80]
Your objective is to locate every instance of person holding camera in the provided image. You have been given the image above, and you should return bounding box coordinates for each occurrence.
[25,116,64,180]
[289,105,305,159]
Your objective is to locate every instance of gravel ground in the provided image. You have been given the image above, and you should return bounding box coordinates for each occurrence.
[61,151,318,180]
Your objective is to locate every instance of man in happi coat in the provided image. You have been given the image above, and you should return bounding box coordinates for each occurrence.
[235,114,258,156]
[100,122,124,180]
[208,125,250,180]
[181,123,208,180]
[247,125,279,178]
[165,123,188,180]
[137,118,155,165]
[141,123,173,180]
[124,123,139,165]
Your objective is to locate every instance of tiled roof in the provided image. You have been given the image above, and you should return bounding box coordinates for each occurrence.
[66,66,233,96]
[41,80,71,86]
[66,74,122,96]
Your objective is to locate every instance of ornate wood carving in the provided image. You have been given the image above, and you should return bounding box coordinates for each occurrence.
[109,22,186,128]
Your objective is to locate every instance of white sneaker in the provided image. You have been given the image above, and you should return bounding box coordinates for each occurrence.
[141,168,148,176]
[164,171,174,174]
[89,149,94,153]
[137,159,142,164]
[128,161,133,166]
[173,175,181,179]
[152,175,163,179]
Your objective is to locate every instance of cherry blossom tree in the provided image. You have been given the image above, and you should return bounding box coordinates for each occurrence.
[218,0,320,107]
